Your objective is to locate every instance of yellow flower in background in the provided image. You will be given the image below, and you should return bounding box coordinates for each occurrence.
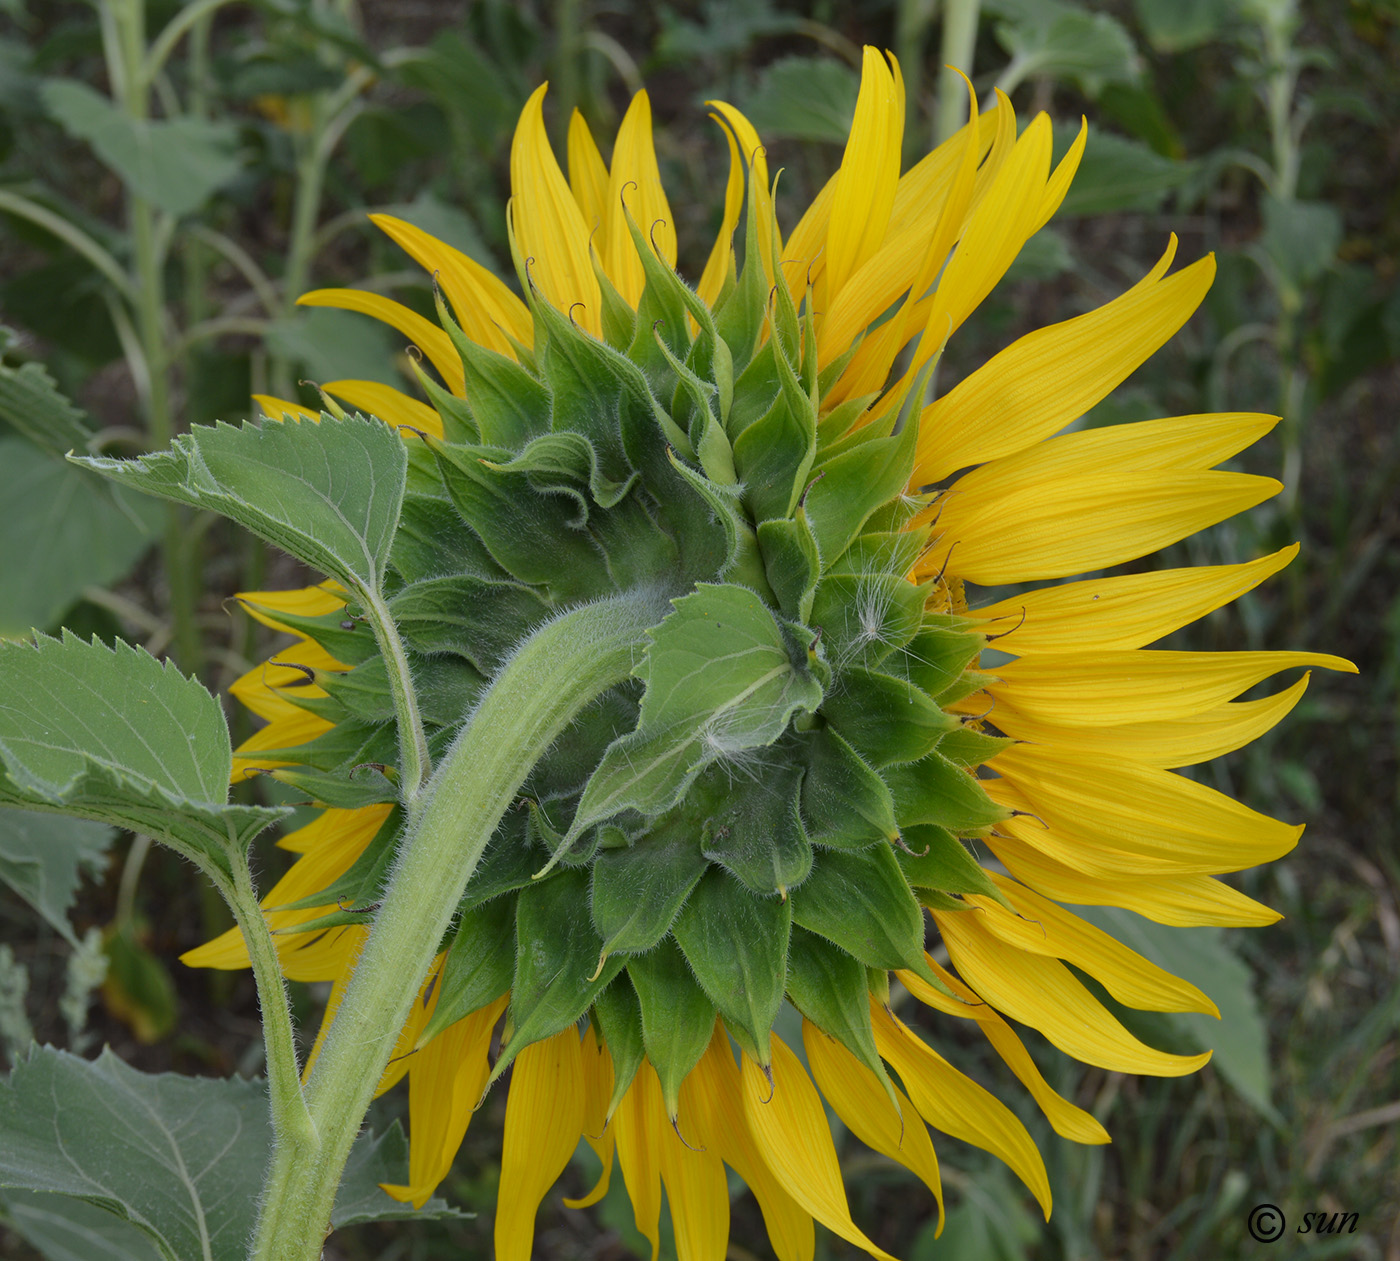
[187,47,1354,1260]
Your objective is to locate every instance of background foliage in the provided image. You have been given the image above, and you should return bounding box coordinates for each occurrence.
[0,0,1396,1257]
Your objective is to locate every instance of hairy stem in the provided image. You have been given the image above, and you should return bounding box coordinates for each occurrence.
[248,589,664,1261]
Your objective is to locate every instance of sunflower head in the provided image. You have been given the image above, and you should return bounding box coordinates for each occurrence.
[194,46,1355,1259]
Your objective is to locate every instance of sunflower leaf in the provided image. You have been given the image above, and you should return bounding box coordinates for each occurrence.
[77,414,407,599]
[0,810,114,946]
[897,825,1006,902]
[672,867,790,1066]
[805,409,920,566]
[0,634,286,877]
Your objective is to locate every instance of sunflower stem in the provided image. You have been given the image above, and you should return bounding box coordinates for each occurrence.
[248,589,664,1261]
[356,584,431,803]
[217,857,317,1161]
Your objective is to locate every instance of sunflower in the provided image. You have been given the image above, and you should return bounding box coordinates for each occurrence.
[185,48,1353,1260]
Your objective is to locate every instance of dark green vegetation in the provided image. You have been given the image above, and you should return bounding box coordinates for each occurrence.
[0,1,1396,1258]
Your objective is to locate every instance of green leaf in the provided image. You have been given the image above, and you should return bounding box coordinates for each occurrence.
[0,440,158,637]
[784,925,894,1099]
[819,666,957,768]
[79,415,408,599]
[0,1189,161,1261]
[740,56,860,143]
[415,896,515,1048]
[1054,124,1196,216]
[699,762,813,894]
[891,620,985,702]
[0,348,95,462]
[989,1,1141,97]
[590,826,709,957]
[0,809,113,945]
[1130,0,1236,52]
[672,867,790,1066]
[885,752,1009,836]
[102,920,177,1044]
[0,1046,268,1261]
[0,1050,460,1261]
[568,584,823,839]
[40,79,243,217]
[266,764,399,811]
[263,310,402,389]
[797,726,899,849]
[497,867,623,1080]
[1074,907,1276,1119]
[0,634,286,876]
[626,937,717,1120]
[332,1121,471,1227]
[1261,195,1343,289]
[896,826,1004,901]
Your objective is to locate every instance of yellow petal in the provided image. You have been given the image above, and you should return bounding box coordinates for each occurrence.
[987,745,1302,875]
[705,100,780,286]
[696,112,746,310]
[494,1026,587,1259]
[602,90,677,306]
[369,212,531,354]
[567,108,611,234]
[914,110,1052,359]
[565,1023,616,1209]
[742,1037,897,1261]
[870,1002,1051,1217]
[973,876,1218,1015]
[383,992,507,1209]
[823,47,903,305]
[968,545,1298,654]
[252,393,319,422]
[915,246,1222,482]
[297,289,463,393]
[659,1077,730,1261]
[932,909,1213,1077]
[613,1061,664,1261]
[802,1019,945,1235]
[984,830,1282,927]
[322,379,443,438]
[919,467,1281,586]
[897,957,1110,1145]
[236,582,346,633]
[509,83,601,333]
[1030,116,1087,234]
[820,75,981,383]
[991,675,1311,769]
[988,648,1355,727]
[689,1031,815,1261]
